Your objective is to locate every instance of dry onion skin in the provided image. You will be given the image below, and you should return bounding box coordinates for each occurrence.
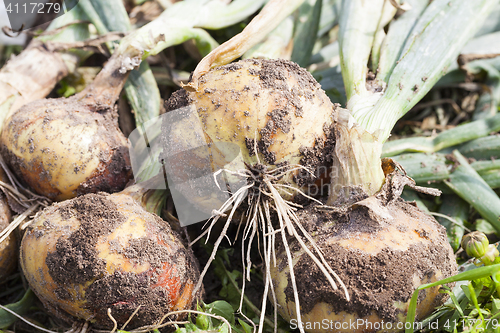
[20,191,201,329]
[271,190,458,333]
[0,56,132,201]
[163,58,337,214]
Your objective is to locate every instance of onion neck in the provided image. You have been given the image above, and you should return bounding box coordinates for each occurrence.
[120,180,167,216]
[76,54,130,107]
[327,108,385,205]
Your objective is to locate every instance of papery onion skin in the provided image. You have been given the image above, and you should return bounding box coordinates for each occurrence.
[20,192,201,329]
[0,97,132,201]
[163,58,337,213]
[271,198,457,333]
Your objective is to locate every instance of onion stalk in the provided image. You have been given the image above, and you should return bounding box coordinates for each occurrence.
[0,5,91,127]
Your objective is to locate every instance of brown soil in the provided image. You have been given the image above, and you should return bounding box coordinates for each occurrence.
[279,198,457,322]
[38,192,201,329]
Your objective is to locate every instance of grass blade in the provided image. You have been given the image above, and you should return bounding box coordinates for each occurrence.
[382,113,500,156]
[405,264,500,333]
[291,0,322,67]
[0,289,35,329]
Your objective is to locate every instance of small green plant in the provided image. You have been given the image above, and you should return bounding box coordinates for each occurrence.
[406,237,500,333]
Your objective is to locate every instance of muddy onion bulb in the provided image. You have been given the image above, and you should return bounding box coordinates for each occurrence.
[0,179,15,283]
[162,58,336,214]
[20,191,201,329]
[271,197,458,332]
[0,56,132,201]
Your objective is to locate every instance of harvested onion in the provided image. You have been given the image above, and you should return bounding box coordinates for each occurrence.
[163,58,336,213]
[271,192,457,332]
[0,171,15,283]
[20,186,201,329]
[0,55,132,201]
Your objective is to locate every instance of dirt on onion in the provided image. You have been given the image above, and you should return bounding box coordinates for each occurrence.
[20,190,201,329]
[162,58,336,214]
[0,55,132,201]
[0,185,15,284]
[271,171,458,333]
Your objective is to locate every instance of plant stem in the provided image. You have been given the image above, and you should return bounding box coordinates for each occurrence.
[327,108,385,204]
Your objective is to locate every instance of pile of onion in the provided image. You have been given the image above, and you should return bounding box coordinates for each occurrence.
[160,45,458,333]
[20,185,201,329]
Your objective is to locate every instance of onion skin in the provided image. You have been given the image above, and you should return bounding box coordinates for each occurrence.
[0,97,132,201]
[20,192,201,329]
[271,197,457,333]
[163,59,336,213]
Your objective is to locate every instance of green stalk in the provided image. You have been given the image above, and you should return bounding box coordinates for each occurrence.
[291,0,322,67]
[79,0,162,136]
[243,17,294,60]
[392,152,500,192]
[354,0,498,143]
[115,0,266,63]
[328,0,496,200]
[437,195,467,252]
[445,150,500,234]
[338,0,385,101]
[458,135,500,160]
[376,0,429,84]
[382,113,500,157]
[184,0,306,90]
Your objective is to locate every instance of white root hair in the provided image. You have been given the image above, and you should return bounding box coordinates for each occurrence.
[190,161,349,333]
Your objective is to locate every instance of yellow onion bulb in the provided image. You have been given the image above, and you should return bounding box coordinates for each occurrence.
[0,97,132,201]
[271,198,457,333]
[162,58,336,214]
[0,188,15,283]
[20,191,201,329]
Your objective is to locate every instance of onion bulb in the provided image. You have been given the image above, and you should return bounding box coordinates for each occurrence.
[270,173,458,332]
[20,187,201,329]
[161,58,352,307]
[0,55,132,201]
[162,58,336,214]
[0,170,15,283]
